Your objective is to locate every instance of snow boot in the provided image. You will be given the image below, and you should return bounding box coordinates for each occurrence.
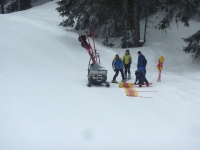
[128,73,131,79]
[112,80,118,83]
[121,79,126,82]
[139,84,142,87]
[124,74,127,79]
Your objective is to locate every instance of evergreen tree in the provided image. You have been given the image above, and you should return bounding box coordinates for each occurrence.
[6,0,31,13]
[57,0,200,48]
[6,0,18,13]
[56,0,126,46]
[155,0,200,31]
[0,0,9,14]
[56,0,144,47]
[20,0,31,10]
[183,30,200,58]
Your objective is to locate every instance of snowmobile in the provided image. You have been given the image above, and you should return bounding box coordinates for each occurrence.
[78,31,110,87]
[87,53,110,87]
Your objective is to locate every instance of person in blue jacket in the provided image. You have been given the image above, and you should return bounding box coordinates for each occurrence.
[135,67,149,87]
[112,54,125,83]
[137,51,147,69]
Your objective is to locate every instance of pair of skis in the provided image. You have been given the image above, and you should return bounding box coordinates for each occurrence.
[133,82,153,87]
[111,81,153,86]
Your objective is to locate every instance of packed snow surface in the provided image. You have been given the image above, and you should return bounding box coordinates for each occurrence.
[0,1,200,150]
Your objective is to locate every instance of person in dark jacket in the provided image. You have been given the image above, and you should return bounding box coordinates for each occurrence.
[134,67,146,84]
[135,67,149,87]
[137,51,147,69]
[112,54,125,83]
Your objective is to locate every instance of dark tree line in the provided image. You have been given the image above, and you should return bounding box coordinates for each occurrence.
[56,0,200,50]
[0,0,8,13]
[0,0,31,14]
[56,0,155,48]
[1,0,199,57]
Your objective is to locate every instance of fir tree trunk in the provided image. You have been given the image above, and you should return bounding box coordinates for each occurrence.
[143,0,148,45]
[133,0,140,47]
[18,0,20,11]
[113,15,119,37]
[127,0,134,29]
[1,4,4,14]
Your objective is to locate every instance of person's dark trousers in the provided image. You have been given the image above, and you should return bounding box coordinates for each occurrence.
[113,69,125,80]
[138,76,148,84]
[124,64,131,76]
[138,77,143,84]
[138,71,148,84]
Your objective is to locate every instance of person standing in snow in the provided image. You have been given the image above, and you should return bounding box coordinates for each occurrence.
[137,51,147,69]
[112,54,125,83]
[135,67,149,87]
[123,49,132,79]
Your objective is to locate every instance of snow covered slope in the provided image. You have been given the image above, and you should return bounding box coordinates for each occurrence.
[0,1,200,150]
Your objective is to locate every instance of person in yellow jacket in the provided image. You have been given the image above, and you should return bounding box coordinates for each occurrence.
[123,49,132,79]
